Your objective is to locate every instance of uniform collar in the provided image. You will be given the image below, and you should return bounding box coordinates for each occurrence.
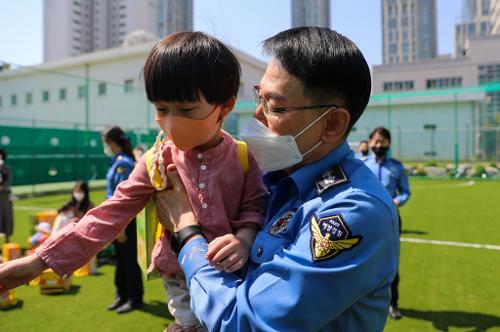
[290,140,351,198]
[263,140,351,198]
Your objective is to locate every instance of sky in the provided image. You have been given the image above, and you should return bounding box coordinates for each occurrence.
[0,0,462,69]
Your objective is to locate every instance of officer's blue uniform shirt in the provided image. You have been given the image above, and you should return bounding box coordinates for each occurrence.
[178,141,400,332]
[364,154,411,206]
[354,151,369,161]
[106,152,135,198]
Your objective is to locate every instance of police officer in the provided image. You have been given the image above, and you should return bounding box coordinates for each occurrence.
[102,127,144,314]
[364,126,411,320]
[153,27,400,331]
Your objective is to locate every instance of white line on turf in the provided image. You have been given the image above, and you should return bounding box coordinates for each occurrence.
[412,180,475,190]
[401,237,500,251]
[14,206,57,211]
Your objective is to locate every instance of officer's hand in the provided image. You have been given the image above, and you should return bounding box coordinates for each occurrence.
[206,234,249,273]
[153,164,198,232]
[0,254,48,294]
[393,198,400,207]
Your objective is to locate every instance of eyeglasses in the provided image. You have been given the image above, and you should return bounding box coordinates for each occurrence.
[253,85,339,115]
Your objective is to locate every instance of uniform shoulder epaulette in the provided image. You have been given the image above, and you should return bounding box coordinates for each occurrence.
[315,164,349,195]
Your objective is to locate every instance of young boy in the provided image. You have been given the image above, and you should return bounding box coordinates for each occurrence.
[0,32,267,332]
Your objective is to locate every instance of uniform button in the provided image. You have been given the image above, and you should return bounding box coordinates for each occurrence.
[200,165,207,171]
[198,182,205,189]
[197,153,203,159]
[256,247,263,257]
[201,202,208,209]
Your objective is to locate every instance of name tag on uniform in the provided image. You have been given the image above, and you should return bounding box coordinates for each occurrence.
[269,210,295,236]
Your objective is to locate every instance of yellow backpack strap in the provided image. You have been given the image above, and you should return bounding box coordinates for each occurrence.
[236,140,249,174]
[145,147,165,190]
[145,147,154,173]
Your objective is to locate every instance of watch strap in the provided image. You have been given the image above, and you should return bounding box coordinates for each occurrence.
[171,225,202,255]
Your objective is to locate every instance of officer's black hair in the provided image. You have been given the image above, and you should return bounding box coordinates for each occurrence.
[58,181,92,215]
[369,127,392,142]
[0,148,6,160]
[102,126,136,161]
[262,27,371,134]
[143,31,241,104]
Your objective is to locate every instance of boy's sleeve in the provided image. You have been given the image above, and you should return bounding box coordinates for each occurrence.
[229,151,267,230]
[35,155,154,277]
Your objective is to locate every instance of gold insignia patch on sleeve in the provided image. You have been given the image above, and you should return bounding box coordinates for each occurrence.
[310,214,361,261]
[116,166,126,174]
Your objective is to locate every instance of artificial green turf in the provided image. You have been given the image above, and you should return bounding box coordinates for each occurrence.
[1,179,499,331]
[1,188,173,332]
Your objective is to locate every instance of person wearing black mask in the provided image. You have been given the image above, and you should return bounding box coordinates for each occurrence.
[364,127,410,320]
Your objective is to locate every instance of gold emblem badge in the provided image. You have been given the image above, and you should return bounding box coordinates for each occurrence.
[310,214,361,261]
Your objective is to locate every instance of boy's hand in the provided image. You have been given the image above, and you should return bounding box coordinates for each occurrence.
[153,164,198,232]
[0,254,48,293]
[206,234,249,273]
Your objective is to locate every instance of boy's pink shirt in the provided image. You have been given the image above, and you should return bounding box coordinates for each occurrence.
[36,132,267,277]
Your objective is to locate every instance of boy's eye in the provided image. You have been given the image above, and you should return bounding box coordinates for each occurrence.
[156,108,169,116]
[179,107,196,113]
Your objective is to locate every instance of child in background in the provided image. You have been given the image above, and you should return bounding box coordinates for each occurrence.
[28,222,51,250]
[0,32,267,332]
[52,181,94,235]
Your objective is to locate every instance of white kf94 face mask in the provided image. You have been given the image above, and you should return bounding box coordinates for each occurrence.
[240,109,332,172]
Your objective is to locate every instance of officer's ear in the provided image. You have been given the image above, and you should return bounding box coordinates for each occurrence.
[321,108,350,146]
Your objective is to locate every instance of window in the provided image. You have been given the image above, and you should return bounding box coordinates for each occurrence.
[468,23,476,34]
[426,77,463,89]
[482,0,489,15]
[124,79,134,93]
[480,22,488,35]
[42,90,49,102]
[26,92,32,104]
[98,82,107,96]
[383,80,414,92]
[389,44,397,54]
[11,94,17,106]
[78,85,87,98]
[59,88,67,100]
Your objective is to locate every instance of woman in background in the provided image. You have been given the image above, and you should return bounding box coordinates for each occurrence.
[102,126,143,314]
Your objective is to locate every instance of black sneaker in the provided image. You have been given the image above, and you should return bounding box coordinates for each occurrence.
[389,305,402,320]
[116,299,143,314]
[107,297,127,311]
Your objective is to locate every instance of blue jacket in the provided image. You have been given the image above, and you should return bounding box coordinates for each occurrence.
[178,141,400,332]
[105,152,135,199]
[364,155,411,206]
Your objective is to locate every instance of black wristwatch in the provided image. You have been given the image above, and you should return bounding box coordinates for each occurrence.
[170,225,203,256]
